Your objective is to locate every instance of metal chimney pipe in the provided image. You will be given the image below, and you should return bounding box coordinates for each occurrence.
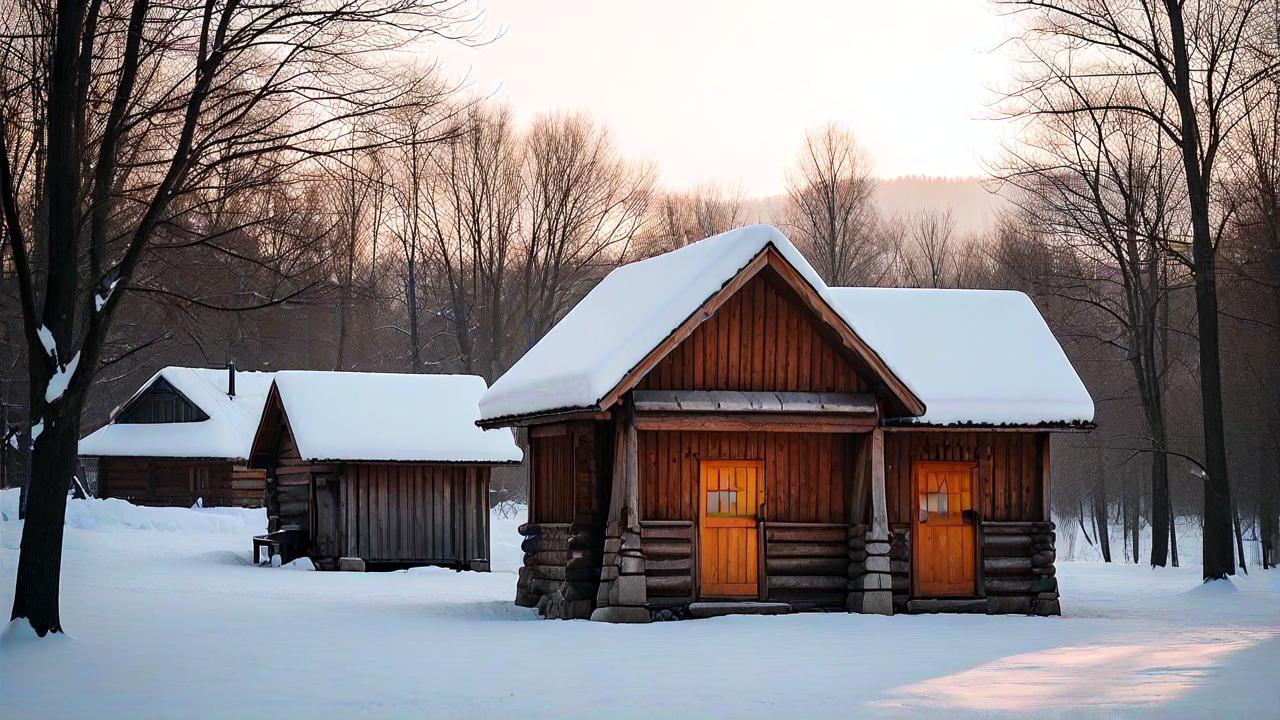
[227,360,236,397]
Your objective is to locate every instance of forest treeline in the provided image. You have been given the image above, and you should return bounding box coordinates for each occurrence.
[0,0,1275,634]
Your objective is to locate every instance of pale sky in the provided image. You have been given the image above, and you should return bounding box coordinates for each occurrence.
[428,1,1015,196]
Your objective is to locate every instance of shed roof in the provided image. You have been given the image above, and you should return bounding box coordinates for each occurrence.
[78,367,275,460]
[258,371,522,464]
[479,224,1095,428]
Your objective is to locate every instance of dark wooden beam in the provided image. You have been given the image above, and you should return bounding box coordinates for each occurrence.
[633,412,878,433]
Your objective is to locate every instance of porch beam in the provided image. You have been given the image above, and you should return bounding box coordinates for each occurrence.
[590,402,650,623]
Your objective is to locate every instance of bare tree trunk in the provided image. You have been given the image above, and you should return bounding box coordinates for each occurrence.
[1158,1,1235,582]
[10,404,80,635]
[1233,501,1248,574]
[1169,492,1179,568]
[1093,486,1112,563]
[406,260,421,373]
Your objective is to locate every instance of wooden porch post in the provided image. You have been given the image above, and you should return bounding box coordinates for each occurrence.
[852,427,893,615]
[590,401,650,623]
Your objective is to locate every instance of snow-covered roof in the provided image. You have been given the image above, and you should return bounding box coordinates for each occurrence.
[479,224,1094,427]
[79,367,275,460]
[478,224,885,421]
[267,371,522,464]
[827,288,1094,426]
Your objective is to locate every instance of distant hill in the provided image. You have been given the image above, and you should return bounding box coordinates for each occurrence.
[742,176,1009,237]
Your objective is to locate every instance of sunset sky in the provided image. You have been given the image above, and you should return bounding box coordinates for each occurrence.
[430,0,1017,196]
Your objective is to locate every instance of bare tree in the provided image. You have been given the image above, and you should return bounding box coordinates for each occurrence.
[783,123,891,286]
[0,0,477,636]
[999,0,1280,581]
[418,102,521,378]
[648,183,746,254]
[517,112,655,345]
[899,207,961,288]
[998,105,1187,566]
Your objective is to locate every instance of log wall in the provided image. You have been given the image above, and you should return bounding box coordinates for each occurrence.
[981,521,1059,615]
[641,520,695,607]
[518,422,612,617]
[884,431,1046,524]
[764,522,848,609]
[638,430,852,524]
[97,458,262,507]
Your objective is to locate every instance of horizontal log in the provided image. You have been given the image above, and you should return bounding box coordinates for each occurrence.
[526,565,566,582]
[984,578,1033,594]
[769,592,847,608]
[527,550,568,567]
[982,521,1054,534]
[645,557,692,573]
[767,575,848,592]
[521,536,569,554]
[1031,550,1057,567]
[518,523,571,538]
[646,575,692,595]
[647,595,693,608]
[766,557,847,576]
[641,524,693,541]
[766,525,847,543]
[643,540,692,560]
[766,542,847,559]
[983,535,1034,556]
[984,557,1033,575]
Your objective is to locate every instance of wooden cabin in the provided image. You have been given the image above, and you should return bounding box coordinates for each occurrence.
[79,366,274,507]
[478,224,1094,621]
[247,371,522,571]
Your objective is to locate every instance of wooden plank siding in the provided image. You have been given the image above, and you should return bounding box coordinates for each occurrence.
[339,464,489,565]
[636,272,870,394]
[884,430,1047,525]
[638,431,852,525]
[530,432,574,524]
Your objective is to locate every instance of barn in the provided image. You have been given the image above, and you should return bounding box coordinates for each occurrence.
[478,224,1094,621]
[247,371,522,571]
[79,366,274,507]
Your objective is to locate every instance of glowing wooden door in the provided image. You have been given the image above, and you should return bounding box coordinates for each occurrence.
[699,460,764,599]
[912,461,977,597]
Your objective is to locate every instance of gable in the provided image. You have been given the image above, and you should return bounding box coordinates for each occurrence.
[637,272,869,394]
[116,377,209,424]
[478,224,925,425]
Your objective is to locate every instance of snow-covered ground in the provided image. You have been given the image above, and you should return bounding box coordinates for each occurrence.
[1,489,1276,719]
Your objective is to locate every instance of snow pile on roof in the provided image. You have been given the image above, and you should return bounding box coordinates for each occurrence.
[479,224,833,421]
[828,288,1094,426]
[271,371,522,463]
[479,223,1094,427]
[79,367,275,460]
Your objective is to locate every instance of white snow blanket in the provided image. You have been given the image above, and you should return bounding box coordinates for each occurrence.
[0,490,1276,718]
[829,288,1095,425]
[270,371,522,463]
[78,367,275,460]
[479,224,1094,426]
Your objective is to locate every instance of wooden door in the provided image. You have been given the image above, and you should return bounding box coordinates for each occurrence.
[313,474,340,558]
[912,461,977,597]
[699,460,764,599]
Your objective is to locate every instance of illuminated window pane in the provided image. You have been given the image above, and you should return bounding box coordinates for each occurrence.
[707,491,719,514]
